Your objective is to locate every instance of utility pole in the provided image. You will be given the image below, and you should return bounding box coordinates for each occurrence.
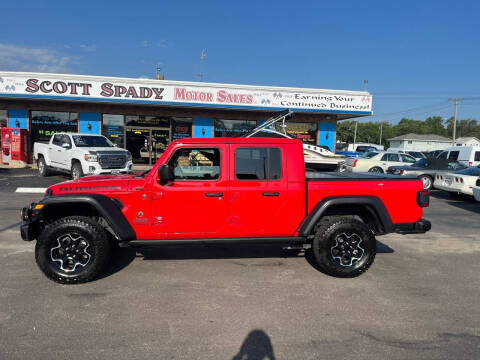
[448,98,463,145]
[353,121,358,148]
[379,123,383,145]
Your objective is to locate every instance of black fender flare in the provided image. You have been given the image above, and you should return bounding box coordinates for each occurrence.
[38,194,136,241]
[297,196,394,236]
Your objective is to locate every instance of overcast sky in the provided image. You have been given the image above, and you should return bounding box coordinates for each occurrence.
[1,0,479,123]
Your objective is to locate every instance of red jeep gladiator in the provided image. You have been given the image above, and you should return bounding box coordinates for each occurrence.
[21,137,431,284]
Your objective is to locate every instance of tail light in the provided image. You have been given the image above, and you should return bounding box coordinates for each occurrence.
[352,159,358,167]
[469,162,473,166]
[417,190,430,207]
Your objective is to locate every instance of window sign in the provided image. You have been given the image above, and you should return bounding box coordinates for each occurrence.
[102,114,124,147]
[172,118,192,140]
[283,122,317,145]
[214,119,257,137]
[30,111,78,144]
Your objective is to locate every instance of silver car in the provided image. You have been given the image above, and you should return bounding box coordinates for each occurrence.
[387,158,467,190]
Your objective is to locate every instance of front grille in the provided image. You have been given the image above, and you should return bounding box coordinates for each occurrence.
[97,152,127,169]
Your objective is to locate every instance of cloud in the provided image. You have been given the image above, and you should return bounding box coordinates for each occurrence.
[0,43,72,73]
[79,44,96,52]
[140,39,167,48]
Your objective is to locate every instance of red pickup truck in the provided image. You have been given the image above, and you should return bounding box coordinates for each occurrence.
[21,137,431,284]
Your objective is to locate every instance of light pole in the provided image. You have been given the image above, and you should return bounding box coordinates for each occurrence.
[448,98,463,145]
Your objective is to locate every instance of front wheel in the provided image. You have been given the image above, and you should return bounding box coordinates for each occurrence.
[35,216,111,284]
[37,157,50,177]
[71,162,84,180]
[312,217,376,277]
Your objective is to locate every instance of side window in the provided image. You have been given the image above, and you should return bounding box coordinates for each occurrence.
[52,134,62,146]
[381,154,388,161]
[167,148,221,180]
[474,151,480,161]
[437,151,448,159]
[400,154,416,163]
[61,135,72,147]
[448,151,459,160]
[387,153,400,162]
[235,147,282,180]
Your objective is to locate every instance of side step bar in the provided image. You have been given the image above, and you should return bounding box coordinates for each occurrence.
[122,237,307,247]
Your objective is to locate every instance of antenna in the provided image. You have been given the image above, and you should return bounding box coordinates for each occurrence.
[198,49,206,82]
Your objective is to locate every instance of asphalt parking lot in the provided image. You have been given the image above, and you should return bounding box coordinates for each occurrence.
[0,169,479,360]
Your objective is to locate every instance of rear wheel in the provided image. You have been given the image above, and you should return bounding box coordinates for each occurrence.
[35,216,111,284]
[368,166,383,173]
[311,217,376,277]
[71,162,84,179]
[419,175,433,190]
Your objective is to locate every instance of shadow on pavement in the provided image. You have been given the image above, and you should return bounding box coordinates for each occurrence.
[430,190,480,214]
[232,329,276,360]
[0,221,21,232]
[97,247,137,280]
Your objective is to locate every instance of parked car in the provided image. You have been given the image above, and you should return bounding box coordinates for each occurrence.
[386,148,427,160]
[34,133,133,179]
[387,158,467,190]
[20,137,431,284]
[473,178,480,202]
[436,146,480,167]
[345,151,416,173]
[433,166,480,196]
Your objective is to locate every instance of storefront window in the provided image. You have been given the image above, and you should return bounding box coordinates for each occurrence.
[283,122,318,145]
[0,110,7,128]
[214,119,257,137]
[125,115,170,128]
[172,118,192,140]
[30,111,78,145]
[102,114,125,147]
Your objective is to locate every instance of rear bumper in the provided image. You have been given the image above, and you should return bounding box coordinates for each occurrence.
[394,219,431,234]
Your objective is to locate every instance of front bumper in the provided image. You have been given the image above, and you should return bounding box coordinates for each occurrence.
[394,219,431,234]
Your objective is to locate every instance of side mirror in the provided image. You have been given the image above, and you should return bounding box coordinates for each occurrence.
[62,143,71,149]
[158,164,174,185]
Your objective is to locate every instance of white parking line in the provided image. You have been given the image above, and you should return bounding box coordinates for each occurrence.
[15,187,47,193]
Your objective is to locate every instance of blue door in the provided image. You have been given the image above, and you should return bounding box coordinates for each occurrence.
[318,122,335,151]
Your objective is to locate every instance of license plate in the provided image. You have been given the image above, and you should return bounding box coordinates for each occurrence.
[111,170,120,174]
[445,179,452,185]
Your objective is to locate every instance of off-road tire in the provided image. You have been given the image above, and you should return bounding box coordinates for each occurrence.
[312,216,376,278]
[368,166,383,173]
[71,162,84,180]
[35,216,111,284]
[37,156,50,177]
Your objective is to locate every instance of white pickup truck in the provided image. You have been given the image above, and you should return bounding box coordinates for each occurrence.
[33,133,133,179]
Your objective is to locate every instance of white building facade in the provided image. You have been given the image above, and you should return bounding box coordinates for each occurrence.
[388,133,452,151]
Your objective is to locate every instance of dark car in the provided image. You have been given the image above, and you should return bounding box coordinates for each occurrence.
[387,158,467,190]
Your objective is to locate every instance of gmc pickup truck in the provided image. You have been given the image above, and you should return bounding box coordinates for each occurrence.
[34,133,133,179]
[21,137,431,284]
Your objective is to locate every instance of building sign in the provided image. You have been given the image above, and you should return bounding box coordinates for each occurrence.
[0,72,372,114]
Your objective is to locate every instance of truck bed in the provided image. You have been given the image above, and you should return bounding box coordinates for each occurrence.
[306,171,417,181]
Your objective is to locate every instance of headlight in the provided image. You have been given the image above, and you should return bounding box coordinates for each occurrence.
[84,154,98,162]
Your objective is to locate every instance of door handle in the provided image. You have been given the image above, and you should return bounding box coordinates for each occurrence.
[205,192,223,197]
[262,192,280,196]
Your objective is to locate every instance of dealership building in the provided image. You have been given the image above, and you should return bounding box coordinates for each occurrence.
[0,71,372,164]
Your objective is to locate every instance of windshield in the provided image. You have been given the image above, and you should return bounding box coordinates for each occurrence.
[362,152,378,159]
[455,167,480,176]
[72,135,114,148]
[413,159,430,167]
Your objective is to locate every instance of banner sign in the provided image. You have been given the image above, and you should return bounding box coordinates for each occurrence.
[0,73,372,114]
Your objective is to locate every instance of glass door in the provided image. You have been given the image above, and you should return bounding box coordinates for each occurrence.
[125,127,171,165]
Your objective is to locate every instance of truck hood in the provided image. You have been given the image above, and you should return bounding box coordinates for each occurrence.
[83,147,129,153]
[47,173,144,196]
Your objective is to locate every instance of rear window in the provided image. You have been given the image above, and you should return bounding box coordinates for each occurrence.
[437,151,448,159]
[448,151,459,160]
[235,147,282,180]
[363,152,378,159]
